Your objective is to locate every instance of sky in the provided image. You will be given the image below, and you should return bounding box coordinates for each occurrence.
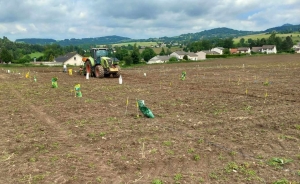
[0,0,299,41]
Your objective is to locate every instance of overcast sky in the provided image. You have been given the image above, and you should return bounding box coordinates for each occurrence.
[0,0,299,41]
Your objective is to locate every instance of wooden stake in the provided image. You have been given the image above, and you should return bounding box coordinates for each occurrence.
[136,99,139,118]
[125,97,129,115]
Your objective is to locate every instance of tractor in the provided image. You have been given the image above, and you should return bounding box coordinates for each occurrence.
[82,48,121,78]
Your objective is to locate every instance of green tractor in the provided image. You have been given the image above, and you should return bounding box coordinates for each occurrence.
[82,48,121,78]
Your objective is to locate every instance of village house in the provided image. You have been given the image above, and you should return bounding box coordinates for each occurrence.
[169,51,202,61]
[54,52,83,66]
[237,47,251,54]
[195,51,206,60]
[229,48,238,54]
[147,56,170,64]
[187,52,198,61]
[251,47,262,53]
[211,47,224,55]
[202,50,220,55]
[170,51,187,60]
[292,43,300,53]
[261,45,277,54]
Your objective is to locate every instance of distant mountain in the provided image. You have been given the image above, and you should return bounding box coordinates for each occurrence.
[264,24,300,33]
[15,24,300,47]
[153,27,261,43]
[16,35,131,47]
[16,38,56,45]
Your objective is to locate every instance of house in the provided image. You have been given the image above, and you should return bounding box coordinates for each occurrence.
[54,52,83,66]
[170,51,187,60]
[292,43,300,53]
[187,52,198,61]
[202,50,220,55]
[293,47,300,53]
[261,45,277,54]
[147,56,170,64]
[211,47,224,55]
[251,47,262,53]
[230,48,238,54]
[237,47,251,54]
[195,51,206,60]
[170,51,200,61]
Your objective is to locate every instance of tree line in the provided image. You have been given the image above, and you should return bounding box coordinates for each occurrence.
[0,32,297,64]
[0,36,85,64]
[184,33,295,54]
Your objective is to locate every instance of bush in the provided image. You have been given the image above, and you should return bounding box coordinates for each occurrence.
[169,57,178,62]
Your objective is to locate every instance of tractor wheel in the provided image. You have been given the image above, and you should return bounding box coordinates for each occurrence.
[85,60,92,75]
[113,65,121,78]
[95,65,104,78]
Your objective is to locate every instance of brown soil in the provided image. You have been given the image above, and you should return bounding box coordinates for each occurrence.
[0,54,300,184]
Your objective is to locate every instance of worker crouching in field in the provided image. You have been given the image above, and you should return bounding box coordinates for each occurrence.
[79,66,83,75]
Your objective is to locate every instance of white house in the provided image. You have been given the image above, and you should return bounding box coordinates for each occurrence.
[251,47,262,53]
[195,51,206,60]
[292,43,300,53]
[202,50,219,55]
[170,51,200,60]
[54,52,84,66]
[237,47,251,54]
[261,45,277,54]
[211,47,224,55]
[147,56,170,64]
[170,51,186,60]
[187,52,198,61]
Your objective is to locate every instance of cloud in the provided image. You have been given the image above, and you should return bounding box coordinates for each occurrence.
[0,0,299,41]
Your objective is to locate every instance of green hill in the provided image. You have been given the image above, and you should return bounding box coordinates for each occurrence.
[14,23,300,47]
[233,32,300,44]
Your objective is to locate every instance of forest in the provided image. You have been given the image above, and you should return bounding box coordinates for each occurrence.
[0,31,297,65]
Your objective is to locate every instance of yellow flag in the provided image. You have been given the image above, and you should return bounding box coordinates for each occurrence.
[74,84,80,90]
[265,91,268,97]
[25,72,30,78]
[245,88,248,95]
[126,97,129,106]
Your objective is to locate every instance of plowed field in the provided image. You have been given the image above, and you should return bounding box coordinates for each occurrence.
[0,54,299,184]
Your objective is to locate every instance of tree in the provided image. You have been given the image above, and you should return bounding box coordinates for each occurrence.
[260,38,267,45]
[49,54,54,61]
[141,47,156,62]
[285,36,294,49]
[166,48,172,55]
[267,32,276,45]
[159,47,166,56]
[223,38,234,48]
[123,55,133,65]
[183,55,188,60]
[131,44,140,64]
[18,55,31,64]
[202,40,212,50]
[44,49,56,61]
[115,47,129,61]
[239,38,245,46]
[0,48,13,63]
[223,48,230,54]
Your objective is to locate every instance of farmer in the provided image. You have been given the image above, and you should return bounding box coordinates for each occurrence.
[79,66,83,75]
[63,64,67,72]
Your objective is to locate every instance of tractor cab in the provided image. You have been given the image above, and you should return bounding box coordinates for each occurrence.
[90,48,109,65]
